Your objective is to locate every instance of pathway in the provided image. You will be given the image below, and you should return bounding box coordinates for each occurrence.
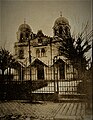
[0,101,92,120]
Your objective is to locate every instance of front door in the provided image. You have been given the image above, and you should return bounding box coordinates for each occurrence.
[37,64,44,80]
[59,63,65,79]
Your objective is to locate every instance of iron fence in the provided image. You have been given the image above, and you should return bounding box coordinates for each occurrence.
[32,79,83,94]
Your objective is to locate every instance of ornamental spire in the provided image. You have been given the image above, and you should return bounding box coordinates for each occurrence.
[24,18,26,24]
[60,11,62,17]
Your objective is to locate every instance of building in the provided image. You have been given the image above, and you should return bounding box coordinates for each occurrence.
[14,14,78,81]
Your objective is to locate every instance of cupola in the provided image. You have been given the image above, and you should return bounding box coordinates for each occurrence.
[53,12,71,38]
[17,19,32,42]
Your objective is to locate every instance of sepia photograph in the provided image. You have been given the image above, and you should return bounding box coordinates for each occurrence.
[0,0,92,119]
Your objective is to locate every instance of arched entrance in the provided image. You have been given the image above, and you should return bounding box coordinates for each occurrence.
[59,62,65,79]
[31,59,45,80]
[57,59,65,79]
[37,64,44,80]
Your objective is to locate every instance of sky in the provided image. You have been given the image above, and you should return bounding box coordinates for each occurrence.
[0,0,92,59]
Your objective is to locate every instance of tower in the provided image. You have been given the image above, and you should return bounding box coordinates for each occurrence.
[53,13,71,39]
[15,20,32,60]
[17,19,32,42]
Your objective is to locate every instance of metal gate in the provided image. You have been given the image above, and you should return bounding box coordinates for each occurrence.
[0,64,88,101]
[32,79,87,101]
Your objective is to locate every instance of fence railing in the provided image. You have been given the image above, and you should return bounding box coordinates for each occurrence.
[32,79,83,94]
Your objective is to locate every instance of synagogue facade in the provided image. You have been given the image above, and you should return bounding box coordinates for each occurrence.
[14,14,78,81]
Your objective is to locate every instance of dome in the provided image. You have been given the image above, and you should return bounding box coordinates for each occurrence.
[53,14,71,37]
[17,20,32,41]
[55,16,69,25]
[18,23,32,32]
[53,15,70,29]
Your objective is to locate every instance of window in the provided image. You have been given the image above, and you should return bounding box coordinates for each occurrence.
[41,48,46,57]
[26,33,29,39]
[59,26,63,34]
[54,29,57,36]
[36,49,40,57]
[38,38,42,43]
[20,33,23,41]
[19,49,24,59]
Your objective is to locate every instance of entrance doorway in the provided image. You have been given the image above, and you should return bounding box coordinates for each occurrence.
[57,59,65,79]
[59,63,65,79]
[37,64,44,80]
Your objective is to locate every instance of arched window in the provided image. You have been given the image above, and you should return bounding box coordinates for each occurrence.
[54,29,57,36]
[20,33,23,41]
[26,33,29,39]
[41,48,46,57]
[59,26,63,34]
[65,26,70,37]
[38,38,42,43]
[19,49,24,59]
[36,49,40,57]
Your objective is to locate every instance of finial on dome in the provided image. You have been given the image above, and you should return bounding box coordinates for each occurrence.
[24,18,26,24]
[60,11,62,17]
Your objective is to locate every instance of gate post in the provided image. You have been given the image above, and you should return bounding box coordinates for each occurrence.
[53,59,56,94]
[56,62,59,102]
[53,56,59,102]
[28,35,32,102]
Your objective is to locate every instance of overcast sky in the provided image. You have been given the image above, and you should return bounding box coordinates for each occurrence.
[0,0,92,58]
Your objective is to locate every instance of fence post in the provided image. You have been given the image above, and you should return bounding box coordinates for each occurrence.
[56,63,59,102]
[28,36,32,102]
[53,56,59,102]
[53,63,56,94]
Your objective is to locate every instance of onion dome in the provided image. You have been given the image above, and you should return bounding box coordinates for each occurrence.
[54,16,69,25]
[17,19,32,41]
[18,20,32,32]
[53,12,71,38]
[53,12,70,29]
